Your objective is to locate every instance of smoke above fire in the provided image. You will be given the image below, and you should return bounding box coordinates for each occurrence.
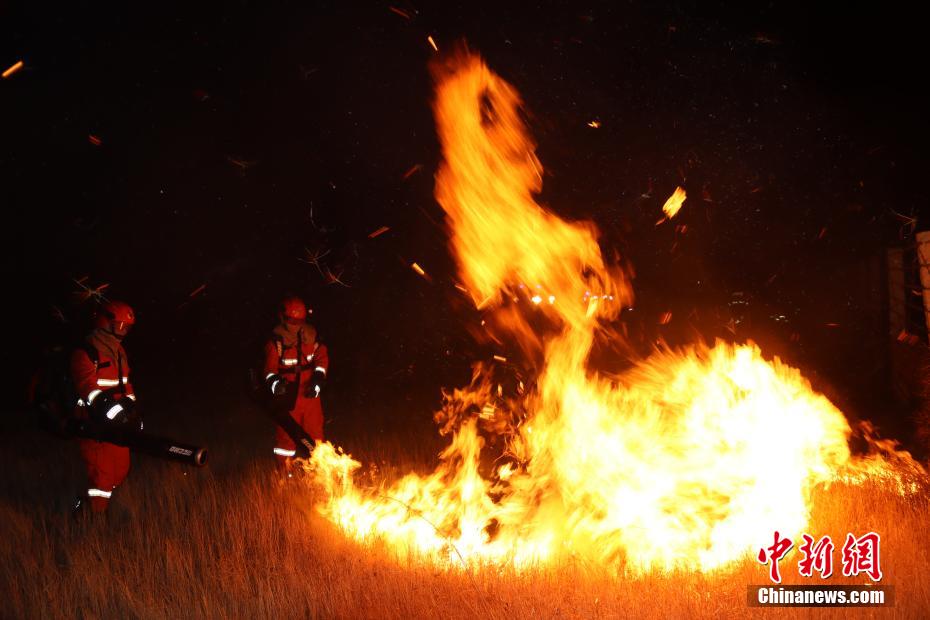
[306,52,925,572]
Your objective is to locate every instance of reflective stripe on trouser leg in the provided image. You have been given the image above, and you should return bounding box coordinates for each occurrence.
[87,488,113,498]
[274,448,296,457]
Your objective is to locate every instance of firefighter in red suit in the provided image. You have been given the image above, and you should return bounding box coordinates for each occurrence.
[71,300,140,513]
[264,297,329,467]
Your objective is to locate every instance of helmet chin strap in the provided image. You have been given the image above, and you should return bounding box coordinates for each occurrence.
[109,323,127,340]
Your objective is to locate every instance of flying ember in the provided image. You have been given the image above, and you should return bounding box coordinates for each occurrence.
[662,186,686,219]
[305,51,923,572]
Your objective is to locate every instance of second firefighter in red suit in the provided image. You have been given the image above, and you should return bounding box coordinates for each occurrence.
[70,300,141,513]
[264,297,329,465]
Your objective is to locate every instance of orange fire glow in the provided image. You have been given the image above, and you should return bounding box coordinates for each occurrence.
[305,52,925,573]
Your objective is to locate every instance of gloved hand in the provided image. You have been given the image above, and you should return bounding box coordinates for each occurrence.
[90,394,118,422]
[117,397,143,432]
[90,394,139,429]
[266,374,286,396]
[305,369,326,398]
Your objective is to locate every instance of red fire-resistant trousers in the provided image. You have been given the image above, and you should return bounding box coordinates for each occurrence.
[79,439,130,512]
[274,397,324,466]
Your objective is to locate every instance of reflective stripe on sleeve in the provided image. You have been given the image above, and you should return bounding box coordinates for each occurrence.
[274,448,297,457]
[281,358,298,366]
[87,488,112,498]
[314,366,327,376]
[97,378,121,387]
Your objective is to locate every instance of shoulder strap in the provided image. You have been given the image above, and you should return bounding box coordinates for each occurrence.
[77,342,99,367]
[295,329,304,384]
[117,349,125,390]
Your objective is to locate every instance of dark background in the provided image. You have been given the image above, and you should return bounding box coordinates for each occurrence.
[1,1,927,454]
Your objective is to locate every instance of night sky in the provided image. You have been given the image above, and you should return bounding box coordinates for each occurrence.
[2,2,928,445]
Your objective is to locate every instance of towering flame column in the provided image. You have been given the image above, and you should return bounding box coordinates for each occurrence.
[432,53,632,337]
[307,51,876,575]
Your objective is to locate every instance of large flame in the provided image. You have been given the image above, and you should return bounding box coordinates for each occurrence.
[306,52,923,572]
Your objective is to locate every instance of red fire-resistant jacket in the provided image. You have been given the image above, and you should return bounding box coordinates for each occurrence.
[71,344,135,413]
[263,336,329,398]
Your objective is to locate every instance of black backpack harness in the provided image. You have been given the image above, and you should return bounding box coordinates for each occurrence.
[272,331,319,378]
[74,343,128,406]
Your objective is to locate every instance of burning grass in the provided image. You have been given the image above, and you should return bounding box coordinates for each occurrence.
[300,51,922,578]
[1,427,928,619]
[6,49,929,618]
[5,46,929,618]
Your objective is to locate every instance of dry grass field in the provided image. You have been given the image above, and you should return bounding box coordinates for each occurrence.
[2,411,928,620]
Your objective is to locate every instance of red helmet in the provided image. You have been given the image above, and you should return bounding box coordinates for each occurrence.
[280,296,311,324]
[94,300,135,338]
